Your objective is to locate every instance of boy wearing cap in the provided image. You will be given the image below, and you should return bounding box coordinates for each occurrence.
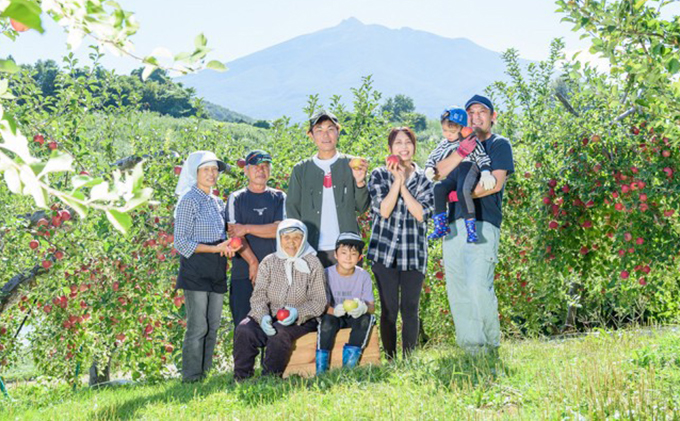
[316,232,375,374]
[226,150,286,325]
[425,107,497,242]
[439,95,515,356]
[286,110,370,267]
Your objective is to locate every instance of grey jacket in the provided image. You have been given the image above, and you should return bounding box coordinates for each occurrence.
[286,154,370,250]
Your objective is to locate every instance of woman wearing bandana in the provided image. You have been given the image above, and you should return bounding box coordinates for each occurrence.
[173,151,239,383]
[232,219,327,381]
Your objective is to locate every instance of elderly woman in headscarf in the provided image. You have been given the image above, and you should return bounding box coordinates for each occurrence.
[174,151,239,383]
[232,219,327,380]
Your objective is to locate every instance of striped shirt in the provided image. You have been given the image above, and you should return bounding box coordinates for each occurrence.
[248,253,328,325]
[425,137,492,172]
[367,165,434,274]
[173,185,227,258]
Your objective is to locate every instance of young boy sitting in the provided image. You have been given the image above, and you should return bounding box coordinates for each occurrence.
[316,232,375,374]
[425,107,497,242]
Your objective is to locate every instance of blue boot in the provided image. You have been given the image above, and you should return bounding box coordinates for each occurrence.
[465,218,478,243]
[428,212,451,240]
[342,344,362,368]
[316,349,330,375]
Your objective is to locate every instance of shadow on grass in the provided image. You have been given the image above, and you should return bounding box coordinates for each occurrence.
[89,364,394,419]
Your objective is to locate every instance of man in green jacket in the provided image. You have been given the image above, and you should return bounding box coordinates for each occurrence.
[286,110,370,267]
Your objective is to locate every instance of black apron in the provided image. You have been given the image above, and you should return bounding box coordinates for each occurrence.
[176,240,228,293]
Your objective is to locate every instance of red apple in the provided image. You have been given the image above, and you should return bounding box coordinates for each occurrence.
[36,218,49,227]
[165,344,174,353]
[663,167,673,178]
[212,189,219,196]
[461,127,473,138]
[173,296,184,308]
[624,232,632,242]
[228,237,243,249]
[33,134,45,145]
[79,171,90,176]
[662,150,671,158]
[42,260,52,270]
[59,210,71,221]
[29,240,39,249]
[636,237,644,245]
[174,166,182,175]
[435,271,444,280]
[276,308,290,321]
[385,155,401,166]
[43,305,52,314]
[548,179,557,188]
[638,278,647,286]
[55,250,64,260]
[10,19,29,32]
[236,159,246,168]
[620,270,630,279]
[548,221,558,229]
[47,141,58,151]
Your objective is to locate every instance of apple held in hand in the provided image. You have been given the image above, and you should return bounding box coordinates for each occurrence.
[349,157,366,170]
[276,308,290,322]
[228,237,243,249]
[343,299,359,312]
[385,155,401,166]
[461,127,474,138]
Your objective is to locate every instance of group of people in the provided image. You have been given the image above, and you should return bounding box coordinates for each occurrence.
[172,94,514,383]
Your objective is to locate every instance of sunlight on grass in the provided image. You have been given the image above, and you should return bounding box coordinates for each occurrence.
[1,327,678,420]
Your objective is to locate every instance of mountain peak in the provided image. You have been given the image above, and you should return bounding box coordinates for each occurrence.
[338,17,364,27]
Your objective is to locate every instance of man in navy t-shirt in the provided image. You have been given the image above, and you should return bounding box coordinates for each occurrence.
[437,95,514,355]
[226,150,286,325]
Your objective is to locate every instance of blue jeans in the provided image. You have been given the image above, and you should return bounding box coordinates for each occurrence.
[182,290,224,381]
[442,219,501,353]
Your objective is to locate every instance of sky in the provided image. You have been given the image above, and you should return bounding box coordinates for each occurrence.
[1,0,600,74]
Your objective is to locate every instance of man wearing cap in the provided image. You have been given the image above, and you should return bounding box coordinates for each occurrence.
[436,95,514,355]
[286,110,370,267]
[226,150,286,325]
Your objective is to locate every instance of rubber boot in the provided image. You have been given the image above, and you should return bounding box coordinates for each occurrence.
[342,344,362,368]
[465,218,478,243]
[428,212,451,240]
[316,349,330,375]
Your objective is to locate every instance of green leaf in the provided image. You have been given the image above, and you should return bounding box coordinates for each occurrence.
[3,166,22,193]
[194,33,207,49]
[38,151,74,178]
[106,209,132,235]
[141,65,156,81]
[1,0,45,33]
[60,194,88,218]
[0,59,20,74]
[666,58,680,75]
[72,175,105,190]
[206,60,227,72]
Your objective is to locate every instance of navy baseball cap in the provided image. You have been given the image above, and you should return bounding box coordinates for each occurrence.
[309,110,339,130]
[465,95,494,114]
[335,232,364,252]
[245,150,272,166]
[440,107,468,126]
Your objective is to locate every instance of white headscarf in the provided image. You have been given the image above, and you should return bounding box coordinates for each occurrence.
[174,151,227,216]
[275,219,317,285]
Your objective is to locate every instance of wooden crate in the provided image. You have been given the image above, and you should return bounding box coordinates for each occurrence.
[282,327,381,378]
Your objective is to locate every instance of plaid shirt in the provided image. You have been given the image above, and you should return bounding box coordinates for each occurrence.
[248,253,327,325]
[367,165,434,274]
[425,137,492,172]
[174,185,227,258]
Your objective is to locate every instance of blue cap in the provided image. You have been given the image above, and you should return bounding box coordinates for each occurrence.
[440,107,468,126]
[465,95,494,114]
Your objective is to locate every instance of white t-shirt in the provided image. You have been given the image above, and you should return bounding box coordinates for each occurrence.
[312,153,340,251]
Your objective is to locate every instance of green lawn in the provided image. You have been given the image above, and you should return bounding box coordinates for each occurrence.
[2,327,679,420]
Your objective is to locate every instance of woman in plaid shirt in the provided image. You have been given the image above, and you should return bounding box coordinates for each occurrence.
[367,127,435,360]
[232,219,327,380]
[173,151,239,383]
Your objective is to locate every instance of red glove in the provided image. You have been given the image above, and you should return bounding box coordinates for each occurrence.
[456,135,477,158]
[448,191,458,202]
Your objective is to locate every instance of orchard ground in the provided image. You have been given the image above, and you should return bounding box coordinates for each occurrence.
[1,325,679,420]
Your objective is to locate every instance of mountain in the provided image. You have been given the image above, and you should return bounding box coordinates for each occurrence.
[201,100,255,124]
[180,18,528,121]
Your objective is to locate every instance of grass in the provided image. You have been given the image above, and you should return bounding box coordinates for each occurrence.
[1,327,679,420]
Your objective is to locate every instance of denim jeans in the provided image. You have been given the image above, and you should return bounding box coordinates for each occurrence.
[182,290,224,381]
[442,219,501,354]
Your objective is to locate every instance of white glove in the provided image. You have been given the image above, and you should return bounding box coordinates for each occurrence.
[260,315,276,336]
[348,299,368,318]
[480,170,497,191]
[424,167,436,182]
[333,303,346,317]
